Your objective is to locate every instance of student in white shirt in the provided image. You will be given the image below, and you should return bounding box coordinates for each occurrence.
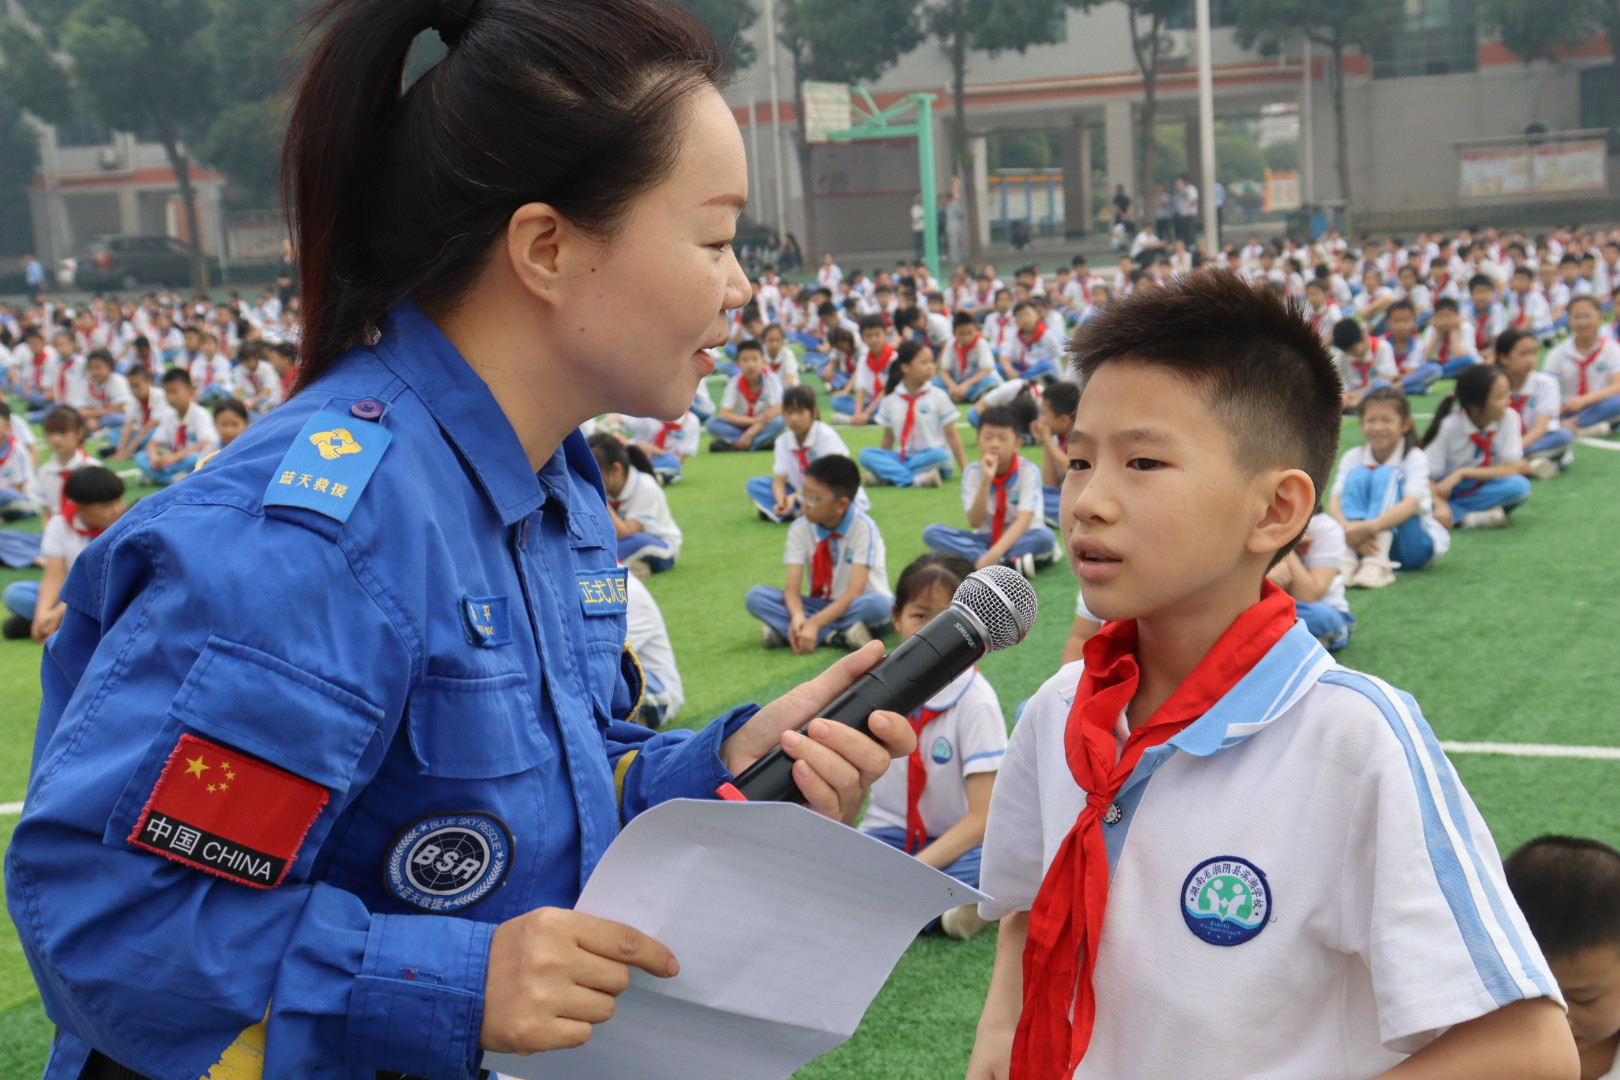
[1543,295,1620,436]
[858,551,1006,941]
[1423,296,1481,379]
[856,341,966,489]
[1267,510,1354,650]
[0,401,37,521]
[1423,363,1533,530]
[1330,388,1450,590]
[31,406,92,520]
[588,434,682,580]
[745,454,892,652]
[2,466,126,642]
[1301,278,1341,343]
[1382,300,1441,395]
[134,370,219,487]
[625,573,683,728]
[1506,265,1554,337]
[705,341,784,450]
[936,311,1001,403]
[982,289,1018,360]
[106,364,172,462]
[830,317,892,426]
[189,333,235,405]
[234,341,285,413]
[1331,318,1396,412]
[921,405,1055,578]
[1464,274,1509,361]
[1003,301,1066,383]
[760,323,799,388]
[747,385,866,522]
[1498,327,1573,476]
[77,350,133,435]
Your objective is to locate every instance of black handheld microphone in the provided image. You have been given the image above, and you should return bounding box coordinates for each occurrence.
[731,564,1040,803]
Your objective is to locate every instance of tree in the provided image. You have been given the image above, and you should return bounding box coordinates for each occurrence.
[681,0,759,70]
[1234,0,1400,209]
[1482,0,1604,64]
[1214,132,1264,185]
[925,0,1074,265]
[778,0,923,257]
[1263,140,1299,173]
[198,0,313,210]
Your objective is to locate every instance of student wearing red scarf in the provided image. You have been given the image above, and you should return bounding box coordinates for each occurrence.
[968,273,1573,1080]
[923,406,1056,578]
[3,466,126,642]
[830,315,894,427]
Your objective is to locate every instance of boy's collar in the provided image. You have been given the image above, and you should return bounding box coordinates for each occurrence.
[1165,620,1334,758]
[813,501,858,541]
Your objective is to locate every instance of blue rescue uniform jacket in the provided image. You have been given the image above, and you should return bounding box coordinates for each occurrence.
[6,301,754,1080]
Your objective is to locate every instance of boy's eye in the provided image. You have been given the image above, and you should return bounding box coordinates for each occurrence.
[712,241,733,253]
[1067,458,1091,472]
[1127,458,1163,471]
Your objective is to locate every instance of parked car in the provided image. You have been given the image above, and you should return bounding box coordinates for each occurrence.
[73,235,206,291]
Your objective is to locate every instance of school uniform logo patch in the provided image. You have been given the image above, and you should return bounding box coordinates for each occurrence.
[1182,856,1271,946]
[384,812,513,912]
[931,737,953,765]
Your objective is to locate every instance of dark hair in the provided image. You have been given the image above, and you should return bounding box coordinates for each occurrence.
[735,339,764,358]
[977,405,1021,435]
[283,0,726,388]
[884,338,930,394]
[1504,836,1620,959]
[1468,273,1495,293]
[1568,294,1601,317]
[587,431,654,479]
[1433,296,1459,314]
[952,311,976,329]
[827,328,856,353]
[1495,327,1536,361]
[857,314,887,335]
[1422,363,1506,447]
[1331,318,1365,351]
[1012,299,1037,316]
[1510,264,1533,279]
[0,400,11,421]
[63,465,125,505]
[86,348,115,368]
[1356,386,1417,454]
[1069,270,1342,523]
[741,304,763,324]
[214,398,250,424]
[162,369,194,388]
[803,453,859,501]
[1386,299,1415,319]
[128,363,151,379]
[1304,277,1326,293]
[41,405,86,435]
[817,302,838,318]
[1042,379,1080,418]
[892,551,972,612]
[781,385,817,414]
[894,305,923,331]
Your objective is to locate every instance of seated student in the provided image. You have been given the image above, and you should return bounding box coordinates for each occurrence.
[831,315,892,426]
[2,466,126,642]
[625,573,684,729]
[1329,387,1450,589]
[1394,262,1433,323]
[102,363,170,462]
[588,433,682,579]
[134,370,218,488]
[1544,295,1620,438]
[212,398,250,451]
[1301,277,1342,343]
[77,349,132,436]
[1464,272,1509,362]
[32,406,92,521]
[936,312,1001,404]
[1332,318,1396,413]
[1498,327,1574,477]
[857,551,1007,941]
[1384,300,1440,395]
[745,454,893,653]
[0,401,38,522]
[706,340,784,451]
[611,410,700,485]
[689,369,716,424]
[1507,264,1555,338]
[748,385,867,522]
[1424,295,1482,379]
[967,272,1572,1080]
[1031,379,1079,529]
[722,305,767,372]
[1003,300,1066,384]
[188,332,234,406]
[760,323,800,388]
[815,327,857,395]
[922,405,1055,578]
[1504,836,1620,1080]
[1353,266,1397,331]
[234,340,285,413]
[1424,363,1533,530]
[1266,509,1354,650]
[983,288,1018,361]
[858,341,966,489]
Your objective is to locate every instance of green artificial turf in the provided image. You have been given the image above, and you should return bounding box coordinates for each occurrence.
[0,368,1616,1075]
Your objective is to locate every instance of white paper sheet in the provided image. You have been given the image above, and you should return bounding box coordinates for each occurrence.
[484,798,985,1080]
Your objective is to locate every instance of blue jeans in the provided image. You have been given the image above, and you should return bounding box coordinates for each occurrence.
[858,447,951,487]
[1449,475,1531,518]
[1017,359,1060,383]
[1401,362,1443,395]
[705,415,784,448]
[1439,355,1479,378]
[923,522,1055,563]
[861,827,982,889]
[746,476,795,522]
[744,587,894,646]
[1526,428,1575,465]
[1296,601,1354,651]
[0,486,38,522]
[935,375,1000,403]
[820,368,850,391]
[649,453,682,484]
[1573,396,1620,428]
[1043,484,1061,527]
[617,532,676,574]
[134,449,200,486]
[1341,462,1439,571]
[4,580,39,619]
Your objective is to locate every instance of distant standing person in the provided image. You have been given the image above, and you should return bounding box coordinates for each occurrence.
[912,196,926,259]
[23,254,45,295]
[1111,184,1133,231]
[275,238,298,306]
[944,192,964,266]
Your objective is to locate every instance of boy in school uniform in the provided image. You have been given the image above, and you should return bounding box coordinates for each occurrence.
[103,363,171,462]
[938,311,1002,404]
[1424,296,1481,378]
[1543,296,1620,437]
[1005,301,1067,384]
[966,272,1573,1080]
[1030,380,1080,529]
[1302,278,1342,343]
[77,349,132,436]
[234,340,285,413]
[0,401,38,521]
[1464,273,1508,362]
[984,289,1019,361]
[706,340,784,451]
[134,369,219,487]
[831,316,894,426]
[747,385,866,522]
[922,405,1057,578]
[745,454,893,653]
[1498,327,1574,477]
[1507,265,1555,339]
[1266,510,1355,651]
[1384,300,1440,394]
[1,466,126,643]
[1332,318,1397,412]
[614,411,701,485]
[31,406,92,521]
[624,574,684,729]
[1505,837,1620,1080]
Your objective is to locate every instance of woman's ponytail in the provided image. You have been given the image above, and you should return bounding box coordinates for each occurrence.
[886,339,925,395]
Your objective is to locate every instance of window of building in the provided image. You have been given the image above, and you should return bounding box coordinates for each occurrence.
[1368,0,1479,79]
[1164,0,1239,32]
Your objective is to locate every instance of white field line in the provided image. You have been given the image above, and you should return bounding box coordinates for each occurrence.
[1441,741,1620,761]
[1577,437,1620,452]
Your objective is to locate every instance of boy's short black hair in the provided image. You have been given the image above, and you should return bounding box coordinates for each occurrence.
[1386,299,1415,319]
[41,405,86,435]
[63,465,125,505]
[1468,273,1496,293]
[804,454,859,502]
[1069,269,1341,508]
[1510,264,1533,279]
[0,399,11,420]
[1505,836,1620,959]
[1304,277,1327,293]
[86,348,115,368]
[1042,380,1080,418]
[1433,296,1460,314]
[162,369,193,388]
[214,398,249,423]
[781,385,817,414]
[894,305,923,330]
[735,339,764,358]
[977,405,1021,434]
[857,314,887,334]
[952,311,976,329]
[1011,300,1036,316]
[817,302,838,318]
[1331,318,1365,351]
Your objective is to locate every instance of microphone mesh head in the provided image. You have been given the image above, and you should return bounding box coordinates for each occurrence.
[953,565,1039,651]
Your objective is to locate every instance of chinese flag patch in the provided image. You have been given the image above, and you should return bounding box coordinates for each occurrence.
[128,733,329,889]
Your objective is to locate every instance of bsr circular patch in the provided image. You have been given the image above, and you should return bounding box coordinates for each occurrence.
[385,812,512,912]
[931,737,953,765]
[1181,855,1271,946]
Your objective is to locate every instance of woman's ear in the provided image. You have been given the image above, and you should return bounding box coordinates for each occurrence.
[506,203,569,301]
[1248,468,1316,561]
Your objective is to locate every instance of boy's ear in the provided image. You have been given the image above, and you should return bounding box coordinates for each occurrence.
[1247,468,1316,562]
